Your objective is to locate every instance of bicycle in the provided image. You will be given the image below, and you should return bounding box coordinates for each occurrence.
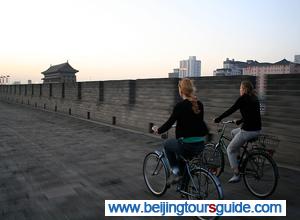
[143,135,223,220]
[203,120,279,198]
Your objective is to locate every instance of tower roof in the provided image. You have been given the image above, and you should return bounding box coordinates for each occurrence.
[42,62,78,75]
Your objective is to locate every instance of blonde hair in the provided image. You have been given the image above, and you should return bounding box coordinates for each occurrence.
[178,78,200,114]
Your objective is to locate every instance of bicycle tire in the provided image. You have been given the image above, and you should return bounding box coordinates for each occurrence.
[203,143,225,177]
[242,150,279,198]
[143,152,168,196]
[187,168,223,220]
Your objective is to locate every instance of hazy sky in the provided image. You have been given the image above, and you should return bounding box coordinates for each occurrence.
[1,0,299,83]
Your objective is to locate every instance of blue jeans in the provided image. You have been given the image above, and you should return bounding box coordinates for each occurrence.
[163,138,204,174]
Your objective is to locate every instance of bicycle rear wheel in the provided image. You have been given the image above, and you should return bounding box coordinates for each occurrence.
[203,143,224,177]
[143,152,168,196]
[242,151,279,198]
[187,168,223,220]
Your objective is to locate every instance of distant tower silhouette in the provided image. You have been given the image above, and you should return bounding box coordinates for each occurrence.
[41,62,78,84]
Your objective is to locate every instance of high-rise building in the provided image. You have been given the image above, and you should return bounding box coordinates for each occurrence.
[295,55,300,64]
[179,56,201,78]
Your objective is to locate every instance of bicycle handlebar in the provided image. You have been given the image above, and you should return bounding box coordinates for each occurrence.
[221,120,235,124]
[151,124,175,139]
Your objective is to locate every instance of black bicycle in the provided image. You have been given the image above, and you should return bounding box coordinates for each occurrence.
[203,120,279,198]
[143,138,223,220]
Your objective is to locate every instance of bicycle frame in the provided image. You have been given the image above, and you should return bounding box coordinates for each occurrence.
[215,122,233,154]
[155,150,212,198]
[154,149,171,177]
[178,158,223,200]
[177,159,201,197]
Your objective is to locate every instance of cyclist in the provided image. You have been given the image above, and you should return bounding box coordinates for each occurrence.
[152,78,209,183]
[214,80,261,183]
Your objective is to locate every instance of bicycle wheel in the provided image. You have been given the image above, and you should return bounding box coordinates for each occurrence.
[143,152,168,196]
[187,168,223,220]
[203,143,224,177]
[242,151,279,198]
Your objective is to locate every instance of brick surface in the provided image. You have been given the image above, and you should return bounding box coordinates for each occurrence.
[0,101,299,220]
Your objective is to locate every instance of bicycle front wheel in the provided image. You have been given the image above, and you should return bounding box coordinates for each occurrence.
[143,152,168,196]
[242,151,279,198]
[187,168,223,220]
[203,143,224,177]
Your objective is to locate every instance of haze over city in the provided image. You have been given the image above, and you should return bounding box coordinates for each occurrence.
[1,0,299,83]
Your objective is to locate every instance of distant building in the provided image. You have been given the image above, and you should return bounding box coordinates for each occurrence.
[41,62,78,84]
[213,68,234,76]
[213,58,256,76]
[214,58,300,76]
[295,55,300,64]
[28,80,32,84]
[13,81,21,85]
[243,59,300,76]
[179,56,201,78]
[168,68,180,78]
[0,75,10,84]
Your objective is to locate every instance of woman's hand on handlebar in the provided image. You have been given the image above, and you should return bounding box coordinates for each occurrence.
[152,126,159,134]
[214,117,221,123]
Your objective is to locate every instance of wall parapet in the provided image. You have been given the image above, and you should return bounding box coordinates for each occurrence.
[1,74,300,169]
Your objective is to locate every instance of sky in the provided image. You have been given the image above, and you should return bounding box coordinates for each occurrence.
[0,0,300,83]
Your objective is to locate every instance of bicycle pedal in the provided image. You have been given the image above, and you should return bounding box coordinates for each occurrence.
[167,175,182,186]
[176,185,183,192]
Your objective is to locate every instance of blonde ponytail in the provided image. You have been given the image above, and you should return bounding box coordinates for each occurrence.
[178,78,200,114]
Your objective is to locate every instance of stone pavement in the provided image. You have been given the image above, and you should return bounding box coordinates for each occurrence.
[0,101,299,220]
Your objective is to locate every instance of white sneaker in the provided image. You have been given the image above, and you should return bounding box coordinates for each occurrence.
[228,174,240,183]
[172,167,180,176]
[166,165,184,186]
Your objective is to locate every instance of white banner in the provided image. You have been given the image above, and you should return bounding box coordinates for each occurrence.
[105,200,286,217]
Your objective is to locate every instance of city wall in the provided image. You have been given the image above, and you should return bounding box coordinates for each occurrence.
[1,74,300,169]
